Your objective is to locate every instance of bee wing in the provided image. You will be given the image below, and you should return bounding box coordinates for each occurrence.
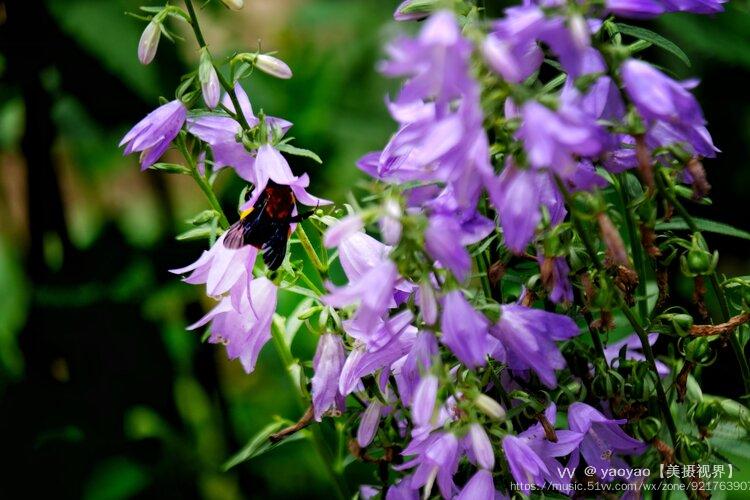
[261,223,290,271]
[223,220,247,249]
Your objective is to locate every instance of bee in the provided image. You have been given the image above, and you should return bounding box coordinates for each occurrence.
[223,181,314,270]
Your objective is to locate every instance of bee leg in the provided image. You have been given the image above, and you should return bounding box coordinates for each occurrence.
[288,209,315,223]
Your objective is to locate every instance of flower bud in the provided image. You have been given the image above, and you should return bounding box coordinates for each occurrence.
[138,21,161,65]
[254,54,293,79]
[597,213,629,268]
[219,0,244,9]
[199,50,220,109]
[569,14,590,49]
[474,393,506,421]
[394,0,436,21]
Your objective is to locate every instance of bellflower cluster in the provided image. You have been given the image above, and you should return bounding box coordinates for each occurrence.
[123,0,750,497]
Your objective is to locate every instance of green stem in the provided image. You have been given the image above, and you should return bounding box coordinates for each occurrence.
[296,222,328,275]
[655,171,750,395]
[270,321,348,500]
[177,137,230,228]
[616,175,649,322]
[556,177,678,444]
[183,0,252,131]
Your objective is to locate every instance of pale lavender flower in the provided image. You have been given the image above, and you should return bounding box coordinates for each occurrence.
[491,304,580,387]
[466,423,494,470]
[663,0,726,13]
[357,400,384,447]
[486,163,564,253]
[380,199,403,245]
[324,259,398,333]
[418,282,438,325]
[396,431,460,498]
[393,331,438,405]
[440,291,491,369]
[481,6,545,83]
[505,404,583,493]
[312,333,347,420]
[187,277,277,373]
[568,402,647,482]
[517,100,607,175]
[323,215,365,248]
[456,469,496,500]
[621,60,717,157]
[502,435,548,492]
[138,21,161,65]
[120,100,186,169]
[385,479,419,500]
[339,312,417,395]
[603,333,670,377]
[169,231,258,306]
[412,374,438,427]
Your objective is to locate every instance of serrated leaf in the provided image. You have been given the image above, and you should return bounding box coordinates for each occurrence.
[275,143,323,164]
[223,421,310,470]
[656,217,750,240]
[616,23,691,67]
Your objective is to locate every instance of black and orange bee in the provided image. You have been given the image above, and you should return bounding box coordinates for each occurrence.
[223,181,314,270]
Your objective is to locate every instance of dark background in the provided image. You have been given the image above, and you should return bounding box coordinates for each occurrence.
[0,0,749,498]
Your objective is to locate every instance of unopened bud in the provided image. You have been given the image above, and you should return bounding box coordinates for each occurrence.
[253,54,293,79]
[675,434,709,464]
[684,338,710,364]
[569,14,590,49]
[199,50,220,109]
[638,416,661,441]
[219,0,244,9]
[634,134,655,190]
[474,394,506,421]
[394,0,435,21]
[138,21,161,65]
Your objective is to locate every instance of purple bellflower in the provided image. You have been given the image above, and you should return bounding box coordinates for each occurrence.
[568,402,647,482]
[169,231,258,306]
[396,431,460,498]
[120,99,187,169]
[187,277,277,373]
[312,333,347,421]
[621,59,717,157]
[504,404,583,493]
[491,304,580,387]
[440,291,491,369]
[456,469,496,500]
[603,333,670,377]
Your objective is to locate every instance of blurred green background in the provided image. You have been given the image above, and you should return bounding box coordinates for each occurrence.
[1,0,750,498]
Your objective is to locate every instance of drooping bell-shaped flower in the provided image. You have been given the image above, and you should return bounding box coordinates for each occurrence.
[440,291,491,369]
[603,333,670,377]
[568,402,647,482]
[312,333,347,421]
[455,469,496,500]
[120,100,187,169]
[187,277,277,373]
[491,304,580,387]
[169,231,258,306]
[396,431,461,498]
[466,423,494,470]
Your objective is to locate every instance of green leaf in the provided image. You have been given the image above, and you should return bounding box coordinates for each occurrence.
[656,217,750,241]
[223,421,309,470]
[275,143,323,164]
[616,23,691,67]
